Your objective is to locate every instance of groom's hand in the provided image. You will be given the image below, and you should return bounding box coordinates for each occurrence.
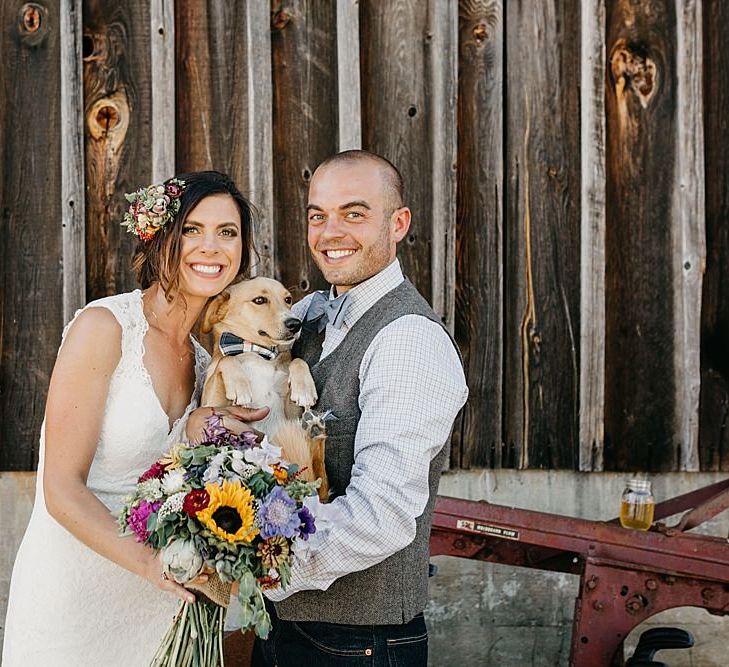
[185,405,269,443]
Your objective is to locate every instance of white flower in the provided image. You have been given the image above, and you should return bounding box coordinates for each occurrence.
[157,491,187,521]
[161,539,203,584]
[203,452,226,485]
[137,478,163,501]
[161,469,186,495]
[243,437,282,474]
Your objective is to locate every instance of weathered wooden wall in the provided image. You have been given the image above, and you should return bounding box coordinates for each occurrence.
[1,1,726,475]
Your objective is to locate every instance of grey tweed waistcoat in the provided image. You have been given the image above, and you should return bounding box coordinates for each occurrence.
[275,278,459,625]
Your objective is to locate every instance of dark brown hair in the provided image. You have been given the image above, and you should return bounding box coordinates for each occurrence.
[132,171,255,301]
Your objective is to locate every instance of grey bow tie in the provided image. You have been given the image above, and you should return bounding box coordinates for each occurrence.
[303,291,351,333]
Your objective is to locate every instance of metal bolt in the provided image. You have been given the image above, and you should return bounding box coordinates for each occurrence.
[627,600,642,612]
[593,601,604,611]
[645,579,658,591]
[586,576,599,591]
[454,538,465,550]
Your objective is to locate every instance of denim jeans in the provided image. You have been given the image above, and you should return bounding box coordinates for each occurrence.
[252,603,428,667]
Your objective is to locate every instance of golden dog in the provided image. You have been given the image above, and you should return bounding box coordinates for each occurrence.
[201,277,328,498]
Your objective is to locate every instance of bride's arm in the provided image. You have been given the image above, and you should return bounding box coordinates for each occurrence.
[42,308,196,603]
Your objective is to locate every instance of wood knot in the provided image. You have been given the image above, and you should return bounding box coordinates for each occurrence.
[18,3,48,44]
[610,40,657,109]
[473,22,488,44]
[87,93,130,142]
[272,10,291,30]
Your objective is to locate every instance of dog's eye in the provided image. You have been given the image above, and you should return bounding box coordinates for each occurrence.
[284,296,292,305]
[252,296,268,305]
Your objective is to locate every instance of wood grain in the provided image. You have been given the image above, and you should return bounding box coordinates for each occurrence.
[699,0,729,470]
[61,0,86,321]
[83,0,151,300]
[672,0,704,471]
[175,1,274,276]
[0,0,63,470]
[336,0,361,151]
[451,0,503,469]
[271,0,338,294]
[604,0,678,471]
[360,0,433,301]
[579,0,607,471]
[503,0,581,469]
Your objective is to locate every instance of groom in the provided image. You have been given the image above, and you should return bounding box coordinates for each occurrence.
[253,150,468,666]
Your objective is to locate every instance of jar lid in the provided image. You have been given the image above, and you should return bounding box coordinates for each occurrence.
[627,478,652,492]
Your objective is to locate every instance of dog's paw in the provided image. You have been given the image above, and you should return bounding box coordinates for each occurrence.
[290,381,317,409]
[301,409,327,440]
[225,385,254,407]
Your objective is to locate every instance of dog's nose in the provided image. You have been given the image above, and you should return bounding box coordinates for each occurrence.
[284,317,302,334]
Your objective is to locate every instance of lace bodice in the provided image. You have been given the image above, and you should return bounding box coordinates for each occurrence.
[56,290,209,513]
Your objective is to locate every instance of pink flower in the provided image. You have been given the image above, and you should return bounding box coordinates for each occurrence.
[127,500,161,542]
[165,182,183,198]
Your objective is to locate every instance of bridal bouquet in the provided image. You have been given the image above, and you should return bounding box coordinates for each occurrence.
[118,417,321,666]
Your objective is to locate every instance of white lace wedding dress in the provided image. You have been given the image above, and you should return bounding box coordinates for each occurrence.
[2,290,210,666]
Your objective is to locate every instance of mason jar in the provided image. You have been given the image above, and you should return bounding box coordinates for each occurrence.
[619,479,655,531]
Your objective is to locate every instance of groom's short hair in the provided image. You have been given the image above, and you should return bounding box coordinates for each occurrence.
[314,150,404,214]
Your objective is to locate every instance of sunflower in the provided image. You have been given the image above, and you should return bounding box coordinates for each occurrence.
[196,481,259,543]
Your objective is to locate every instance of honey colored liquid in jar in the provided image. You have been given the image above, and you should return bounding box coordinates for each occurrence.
[619,499,655,530]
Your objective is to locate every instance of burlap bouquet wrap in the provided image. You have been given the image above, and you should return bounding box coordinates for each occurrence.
[186,571,232,608]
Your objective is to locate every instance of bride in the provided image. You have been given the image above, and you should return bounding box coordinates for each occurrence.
[2,171,266,665]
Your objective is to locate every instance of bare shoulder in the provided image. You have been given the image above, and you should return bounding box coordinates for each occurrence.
[56,306,122,372]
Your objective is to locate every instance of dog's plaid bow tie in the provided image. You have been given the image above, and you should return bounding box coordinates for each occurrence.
[219,332,278,360]
[303,291,351,333]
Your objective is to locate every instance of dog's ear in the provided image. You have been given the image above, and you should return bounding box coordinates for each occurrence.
[202,291,231,333]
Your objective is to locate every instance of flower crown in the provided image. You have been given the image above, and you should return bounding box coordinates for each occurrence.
[122,178,185,241]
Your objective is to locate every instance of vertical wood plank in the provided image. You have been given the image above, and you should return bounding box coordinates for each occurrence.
[451,0,504,469]
[699,0,729,470]
[503,1,582,469]
[176,2,274,277]
[428,0,458,331]
[83,1,152,300]
[61,0,86,322]
[0,1,63,470]
[271,1,338,293]
[150,0,175,181]
[604,0,678,471]
[360,0,433,301]
[579,0,607,471]
[672,0,704,471]
[336,0,361,151]
[246,2,274,277]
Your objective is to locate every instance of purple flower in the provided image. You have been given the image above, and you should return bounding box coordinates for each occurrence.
[257,486,300,539]
[297,505,316,540]
[127,499,161,542]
